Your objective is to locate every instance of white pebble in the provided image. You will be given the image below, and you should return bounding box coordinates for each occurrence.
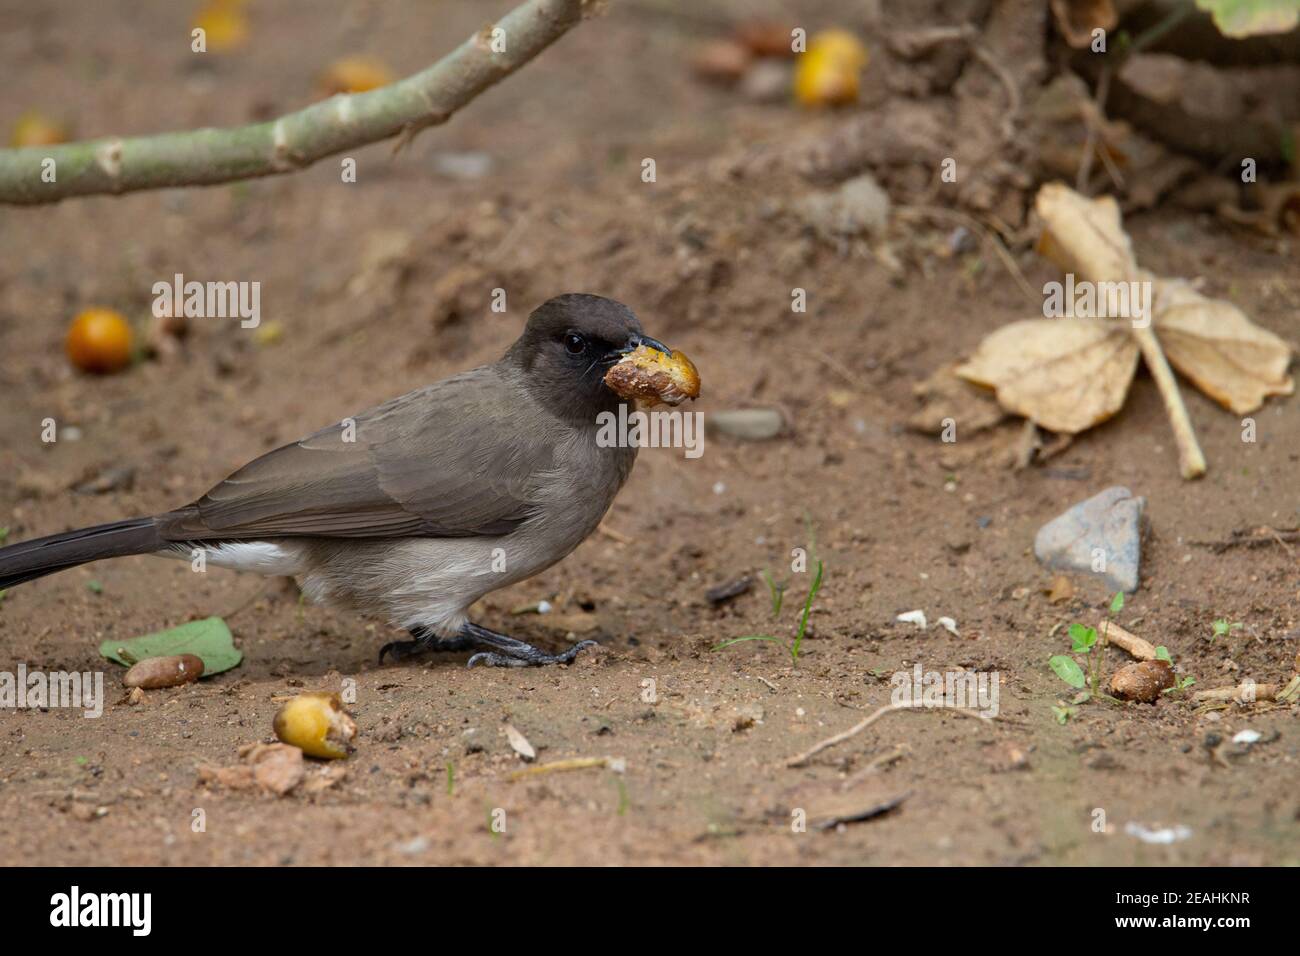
[896,610,927,630]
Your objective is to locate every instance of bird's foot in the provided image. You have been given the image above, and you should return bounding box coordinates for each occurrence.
[461,621,597,668]
[378,626,475,664]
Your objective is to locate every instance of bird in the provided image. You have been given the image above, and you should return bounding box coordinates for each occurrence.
[0,293,678,668]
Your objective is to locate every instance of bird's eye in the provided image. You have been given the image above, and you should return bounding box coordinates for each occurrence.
[563,332,587,355]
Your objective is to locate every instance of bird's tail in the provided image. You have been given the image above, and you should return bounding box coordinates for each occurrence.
[0,517,164,589]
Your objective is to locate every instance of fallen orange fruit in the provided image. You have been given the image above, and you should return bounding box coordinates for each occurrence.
[66,308,134,374]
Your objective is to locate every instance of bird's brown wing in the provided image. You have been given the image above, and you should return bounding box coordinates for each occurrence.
[156,368,553,541]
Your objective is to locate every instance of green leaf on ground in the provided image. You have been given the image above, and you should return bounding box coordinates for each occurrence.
[1195,0,1299,37]
[1049,654,1087,689]
[99,617,241,675]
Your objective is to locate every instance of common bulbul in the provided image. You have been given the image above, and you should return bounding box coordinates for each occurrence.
[0,294,678,667]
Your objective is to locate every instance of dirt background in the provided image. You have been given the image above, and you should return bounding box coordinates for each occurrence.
[1,0,1297,865]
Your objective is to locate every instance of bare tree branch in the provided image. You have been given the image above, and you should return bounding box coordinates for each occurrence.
[0,0,597,206]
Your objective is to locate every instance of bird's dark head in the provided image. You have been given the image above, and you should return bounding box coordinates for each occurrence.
[506,294,672,421]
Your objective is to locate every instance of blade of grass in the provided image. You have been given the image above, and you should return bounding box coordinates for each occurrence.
[791,560,825,662]
[714,635,784,650]
[761,569,784,617]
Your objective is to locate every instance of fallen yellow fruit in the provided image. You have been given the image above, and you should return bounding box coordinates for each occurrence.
[319,56,396,95]
[604,345,701,406]
[794,29,868,107]
[273,692,357,759]
[192,2,250,53]
[10,111,69,148]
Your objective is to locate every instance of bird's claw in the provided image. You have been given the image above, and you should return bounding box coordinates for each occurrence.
[466,639,597,669]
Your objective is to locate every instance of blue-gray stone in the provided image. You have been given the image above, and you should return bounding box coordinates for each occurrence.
[1034,486,1145,593]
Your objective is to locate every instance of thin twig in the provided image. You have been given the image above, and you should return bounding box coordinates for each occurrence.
[0,0,594,205]
[1103,621,1157,661]
[1076,67,1113,194]
[786,701,995,768]
[1132,324,1206,479]
[753,675,779,694]
[1075,1,1192,195]
[1191,526,1300,553]
[840,744,907,789]
[508,755,624,781]
[969,45,1020,144]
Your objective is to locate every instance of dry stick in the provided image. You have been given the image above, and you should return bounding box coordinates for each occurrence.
[1191,682,1278,704]
[508,756,622,781]
[840,744,907,789]
[1132,324,1207,479]
[1103,621,1157,661]
[1075,1,1192,195]
[1075,67,1113,194]
[0,0,595,205]
[785,701,994,768]
[1191,527,1300,552]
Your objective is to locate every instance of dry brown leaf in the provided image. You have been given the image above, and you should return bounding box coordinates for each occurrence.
[955,318,1139,433]
[1035,182,1138,282]
[951,183,1291,477]
[908,362,1006,434]
[1045,574,1075,603]
[1151,276,1294,413]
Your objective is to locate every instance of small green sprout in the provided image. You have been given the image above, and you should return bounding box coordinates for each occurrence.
[1050,592,1124,699]
[1211,619,1242,641]
[1051,704,1076,725]
[761,569,785,617]
[716,560,824,665]
[1155,646,1196,695]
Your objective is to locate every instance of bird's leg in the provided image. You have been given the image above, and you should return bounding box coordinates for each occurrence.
[378,625,476,664]
[461,621,597,668]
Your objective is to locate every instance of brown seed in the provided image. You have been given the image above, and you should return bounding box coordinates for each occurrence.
[690,39,752,85]
[122,654,204,689]
[735,21,798,58]
[1110,660,1175,703]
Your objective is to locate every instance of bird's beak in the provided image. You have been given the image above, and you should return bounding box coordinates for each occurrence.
[619,334,672,357]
